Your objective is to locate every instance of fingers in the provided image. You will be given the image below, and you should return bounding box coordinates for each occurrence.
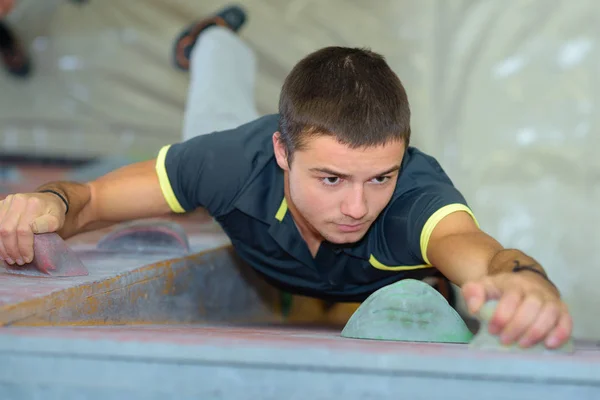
[518,302,561,348]
[478,273,573,349]
[489,290,524,335]
[498,295,543,345]
[545,307,573,348]
[0,198,10,262]
[17,197,43,263]
[464,271,573,350]
[461,277,501,314]
[0,195,22,264]
[31,214,61,235]
[489,290,567,348]
[0,193,58,266]
[461,281,485,314]
[499,298,570,349]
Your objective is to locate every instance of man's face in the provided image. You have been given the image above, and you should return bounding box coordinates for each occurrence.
[274,133,405,244]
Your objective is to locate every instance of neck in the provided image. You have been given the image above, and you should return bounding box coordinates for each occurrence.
[283,172,322,257]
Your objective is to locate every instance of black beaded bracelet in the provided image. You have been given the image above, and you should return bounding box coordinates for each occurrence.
[38,190,69,214]
[512,264,557,289]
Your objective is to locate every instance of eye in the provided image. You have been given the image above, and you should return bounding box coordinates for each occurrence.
[370,176,391,184]
[321,177,341,186]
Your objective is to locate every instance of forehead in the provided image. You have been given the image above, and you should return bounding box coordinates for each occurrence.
[295,135,405,169]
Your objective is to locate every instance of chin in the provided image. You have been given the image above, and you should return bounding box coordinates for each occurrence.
[324,230,367,245]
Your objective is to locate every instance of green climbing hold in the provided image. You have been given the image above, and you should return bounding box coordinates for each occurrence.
[341,279,473,343]
[469,300,575,354]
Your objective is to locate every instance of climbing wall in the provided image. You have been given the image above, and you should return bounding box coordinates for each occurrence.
[1,324,599,398]
[0,219,598,399]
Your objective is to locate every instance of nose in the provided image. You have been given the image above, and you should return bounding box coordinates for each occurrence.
[341,185,368,221]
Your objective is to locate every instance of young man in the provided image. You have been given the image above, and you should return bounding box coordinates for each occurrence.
[0,6,572,350]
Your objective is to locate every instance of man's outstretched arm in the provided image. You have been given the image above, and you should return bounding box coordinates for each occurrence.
[426,211,572,349]
[0,159,173,265]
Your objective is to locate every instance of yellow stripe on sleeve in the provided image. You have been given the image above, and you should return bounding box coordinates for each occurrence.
[155,145,186,213]
[419,204,479,265]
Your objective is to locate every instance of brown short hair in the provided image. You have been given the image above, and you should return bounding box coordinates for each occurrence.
[278,46,411,163]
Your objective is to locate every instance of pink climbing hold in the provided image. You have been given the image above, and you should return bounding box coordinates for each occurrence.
[1,232,89,277]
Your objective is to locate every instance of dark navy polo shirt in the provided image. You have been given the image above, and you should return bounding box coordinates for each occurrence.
[156,114,478,302]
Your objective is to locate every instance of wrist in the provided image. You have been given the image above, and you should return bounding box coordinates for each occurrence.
[489,249,559,294]
[512,264,559,292]
[38,189,69,214]
[489,249,544,274]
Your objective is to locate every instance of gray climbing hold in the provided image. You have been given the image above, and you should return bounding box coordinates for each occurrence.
[469,300,575,354]
[341,279,473,343]
[97,220,190,255]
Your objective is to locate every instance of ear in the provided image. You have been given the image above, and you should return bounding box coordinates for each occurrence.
[272,132,290,171]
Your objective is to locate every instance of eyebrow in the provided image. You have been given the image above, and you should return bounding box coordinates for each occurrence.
[310,165,401,180]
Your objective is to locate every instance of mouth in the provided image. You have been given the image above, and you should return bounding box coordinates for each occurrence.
[336,223,365,233]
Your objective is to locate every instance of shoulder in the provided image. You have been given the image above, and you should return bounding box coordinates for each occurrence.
[175,114,279,157]
[165,114,279,175]
[387,146,472,228]
[395,147,455,192]
[367,147,475,265]
[158,115,281,215]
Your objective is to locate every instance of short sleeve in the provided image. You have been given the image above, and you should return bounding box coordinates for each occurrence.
[155,129,252,217]
[382,149,479,266]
